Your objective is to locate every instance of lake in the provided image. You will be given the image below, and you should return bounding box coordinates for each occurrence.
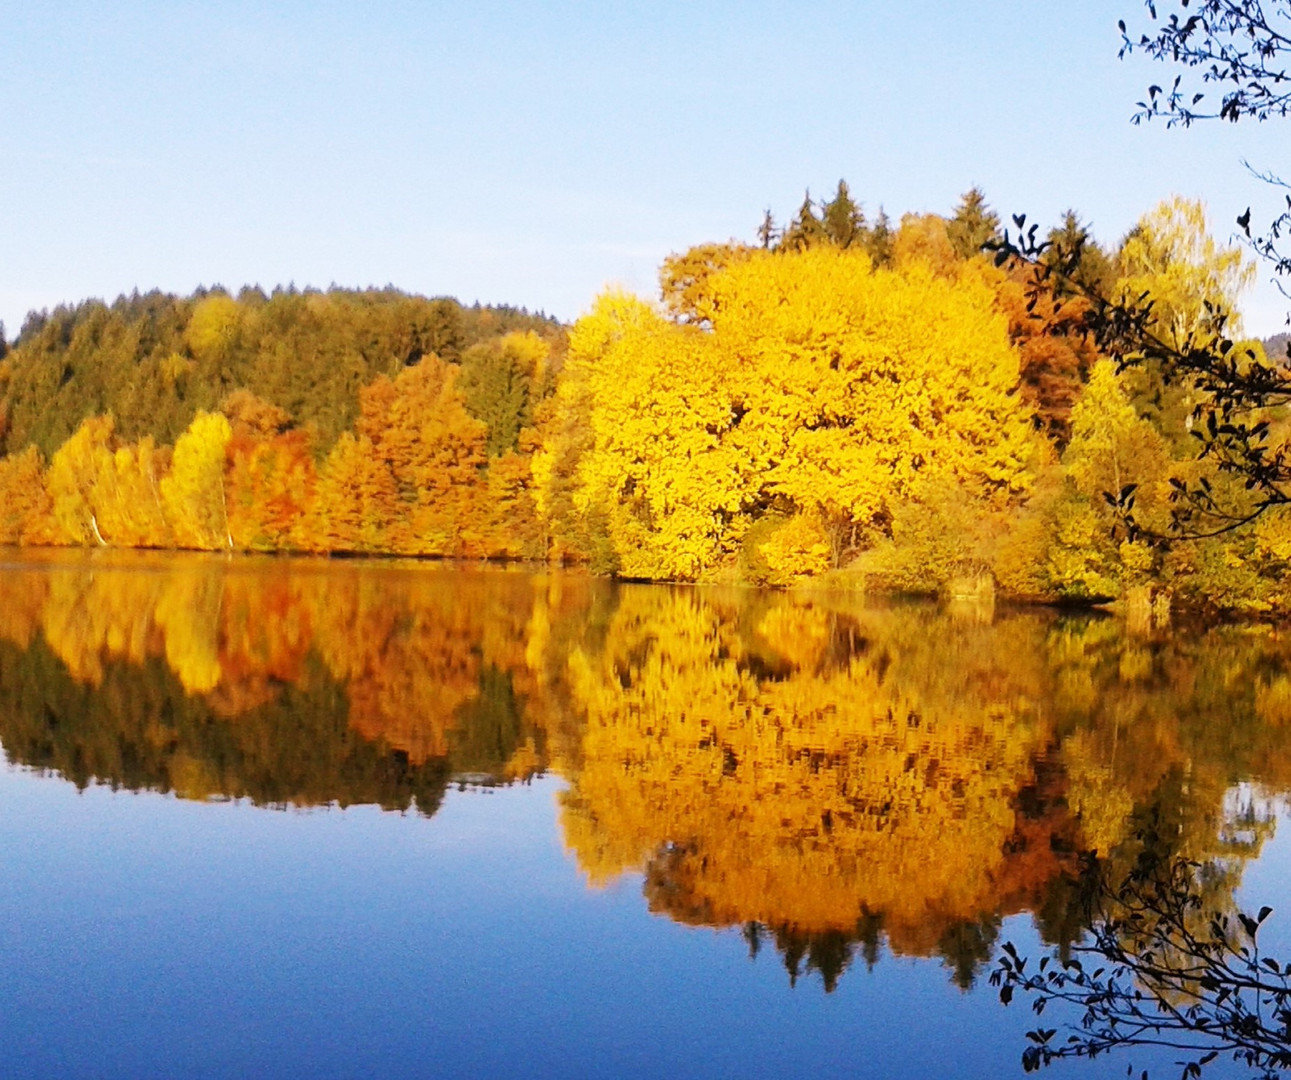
[1,549,1288,1079]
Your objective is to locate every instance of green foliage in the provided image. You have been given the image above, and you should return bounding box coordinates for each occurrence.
[0,637,453,814]
[1163,535,1273,616]
[863,208,895,267]
[946,187,1001,260]
[1043,210,1115,295]
[780,191,827,251]
[458,332,548,456]
[821,180,865,248]
[1,288,561,458]
[1043,487,1120,602]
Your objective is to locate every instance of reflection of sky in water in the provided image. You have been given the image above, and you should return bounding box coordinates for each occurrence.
[0,766,1236,1080]
[0,553,1287,1078]
[1234,794,1291,959]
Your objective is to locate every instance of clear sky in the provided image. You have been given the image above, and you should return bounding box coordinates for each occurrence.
[2,0,1287,337]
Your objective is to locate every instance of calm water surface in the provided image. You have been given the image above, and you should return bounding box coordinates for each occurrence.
[1,549,1288,1079]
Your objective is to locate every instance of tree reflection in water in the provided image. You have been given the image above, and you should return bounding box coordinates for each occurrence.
[1,551,1291,1003]
[994,811,1291,1079]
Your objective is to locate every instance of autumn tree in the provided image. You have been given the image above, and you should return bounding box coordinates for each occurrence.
[1117,196,1255,351]
[567,248,1042,581]
[161,411,233,550]
[216,388,318,551]
[658,242,752,324]
[529,348,604,565]
[892,213,959,276]
[351,356,489,555]
[1110,197,1259,459]
[185,292,240,362]
[995,217,1111,444]
[1065,360,1174,512]
[47,415,115,545]
[92,437,172,547]
[1042,360,1176,600]
[313,432,398,553]
[0,447,59,545]
[225,432,317,552]
[480,443,545,558]
[561,292,730,578]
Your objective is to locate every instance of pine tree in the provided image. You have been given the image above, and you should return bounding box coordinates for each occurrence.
[1043,210,1115,295]
[946,187,1001,260]
[780,192,826,252]
[757,210,779,250]
[821,180,865,249]
[863,208,894,267]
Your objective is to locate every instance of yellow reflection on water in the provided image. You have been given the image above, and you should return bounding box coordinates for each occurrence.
[0,549,1287,979]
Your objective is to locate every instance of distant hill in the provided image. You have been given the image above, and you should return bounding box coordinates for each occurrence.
[1266,331,1290,364]
[0,287,562,458]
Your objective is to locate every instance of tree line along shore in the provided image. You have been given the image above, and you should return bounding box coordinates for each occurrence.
[1,185,1287,617]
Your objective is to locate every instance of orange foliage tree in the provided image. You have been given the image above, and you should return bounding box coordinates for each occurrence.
[0,447,60,545]
[222,391,318,552]
[324,356,489,556]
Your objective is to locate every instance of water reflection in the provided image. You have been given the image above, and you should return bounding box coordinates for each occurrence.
[994,812,1291,1077]
[1,549,1288,991]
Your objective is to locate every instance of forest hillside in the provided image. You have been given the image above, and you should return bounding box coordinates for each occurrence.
[2,185,1289,617]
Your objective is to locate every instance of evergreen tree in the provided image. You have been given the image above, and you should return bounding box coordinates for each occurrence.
[863,208,895,267]
[947,187,1001,260]
[757,209,779,250]
[821,180,865,249]
[458,333,546,457]
[0,289,561,458]
[780,192,826,252]
[1043,210,1115,295]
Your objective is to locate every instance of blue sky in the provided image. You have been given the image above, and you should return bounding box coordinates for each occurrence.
[2,0,1287,336]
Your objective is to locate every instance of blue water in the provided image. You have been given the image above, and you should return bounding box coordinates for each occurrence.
[1,763,1272,1080]
[0,551,1283,1080]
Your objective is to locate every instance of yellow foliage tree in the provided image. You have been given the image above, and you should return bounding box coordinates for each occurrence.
[1118,196,1255,349]
[0,447,61,545]
[47,415,115,545]
[565,249,1041,581]
[313,433,397,553]
[568,292,743,579]
[891,213,959,276]
[185,294,241,360]
[93,438,172,547]
[161,411,233,550]
[1065,359,1172,507]
[658,242,753,323]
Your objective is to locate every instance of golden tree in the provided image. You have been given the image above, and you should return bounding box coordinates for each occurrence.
[160,411,233,550]
[565,248,1042,581]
